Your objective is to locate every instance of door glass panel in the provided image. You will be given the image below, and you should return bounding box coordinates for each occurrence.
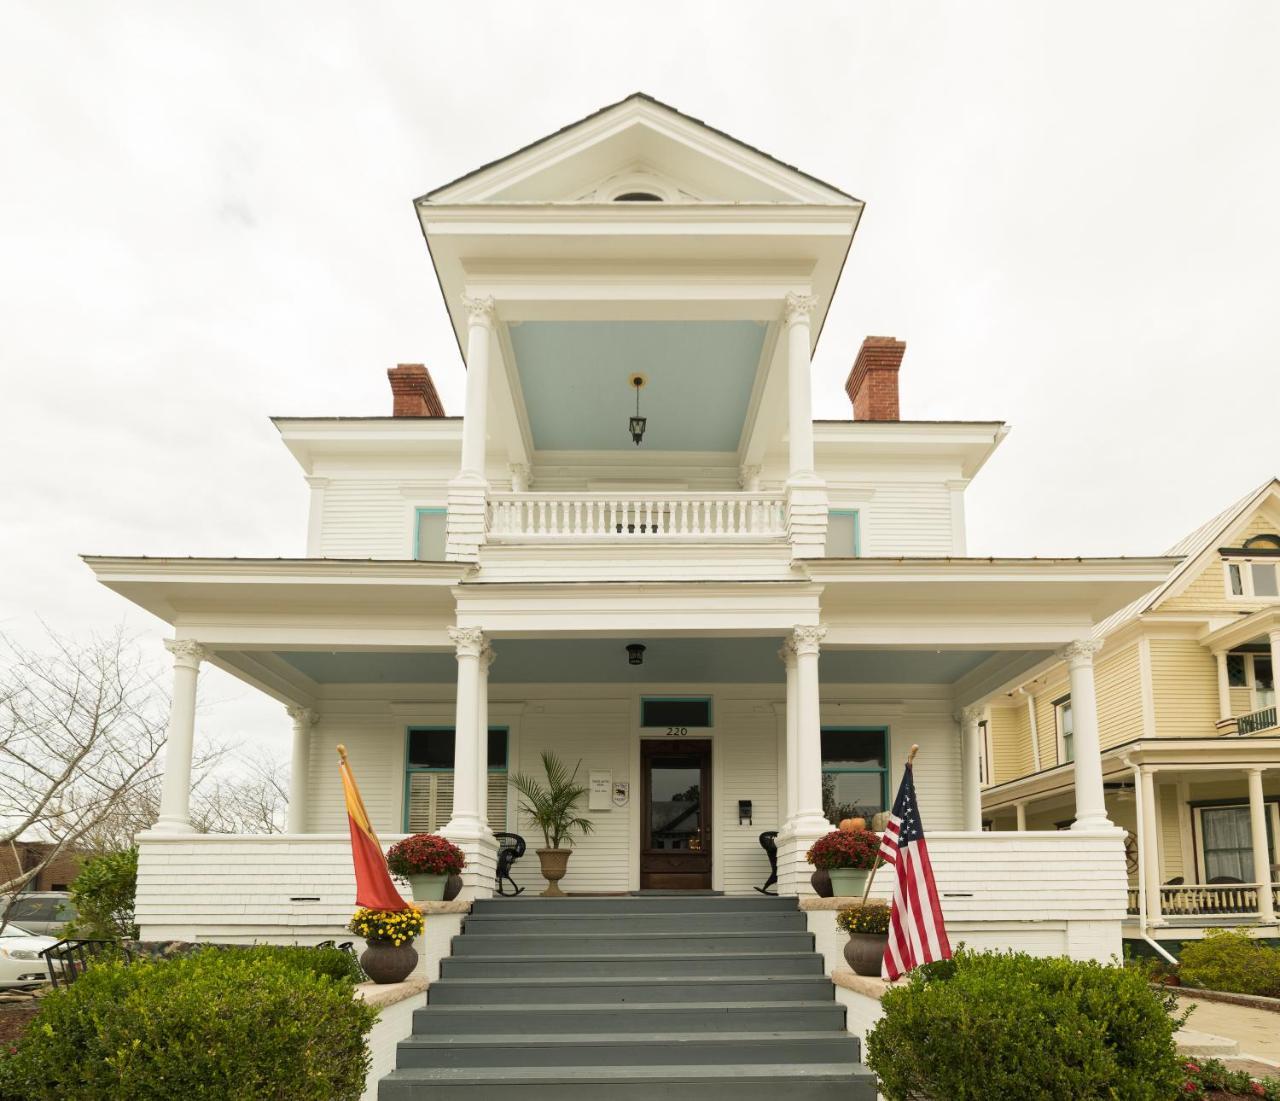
[649,757,702,850]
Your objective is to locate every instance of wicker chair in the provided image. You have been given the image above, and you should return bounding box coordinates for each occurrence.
[755,831,779,895]
[494,832,527,896]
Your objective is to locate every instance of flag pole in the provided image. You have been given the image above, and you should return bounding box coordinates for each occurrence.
[859,743,918,906]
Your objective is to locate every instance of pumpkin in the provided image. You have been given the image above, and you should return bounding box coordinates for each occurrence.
[839,817,866,833]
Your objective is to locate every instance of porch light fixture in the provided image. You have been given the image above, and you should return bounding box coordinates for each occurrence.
[626,643,646,666]
[628,373,647,446]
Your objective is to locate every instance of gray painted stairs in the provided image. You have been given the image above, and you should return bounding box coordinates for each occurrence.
[379,895,878,1099]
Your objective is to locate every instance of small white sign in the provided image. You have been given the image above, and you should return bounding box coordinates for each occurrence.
[612,781,630,807]
[588,769,612,811]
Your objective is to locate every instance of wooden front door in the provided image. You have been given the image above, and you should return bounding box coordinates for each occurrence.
[640,738,712,890]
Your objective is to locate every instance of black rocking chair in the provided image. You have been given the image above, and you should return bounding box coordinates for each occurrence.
[756,831,779,895]
[495,832,527,896]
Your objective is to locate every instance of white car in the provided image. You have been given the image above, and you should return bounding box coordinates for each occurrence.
[0,923,57,989]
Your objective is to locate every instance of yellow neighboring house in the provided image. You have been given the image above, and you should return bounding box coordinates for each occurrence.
[982,478,1280,948]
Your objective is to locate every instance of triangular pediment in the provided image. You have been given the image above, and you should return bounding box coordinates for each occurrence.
[421,93,857,206]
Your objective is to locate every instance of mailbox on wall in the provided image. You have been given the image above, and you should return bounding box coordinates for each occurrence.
[738,799,752,825]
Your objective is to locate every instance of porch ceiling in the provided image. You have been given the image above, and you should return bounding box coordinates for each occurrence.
[274,638,998,685]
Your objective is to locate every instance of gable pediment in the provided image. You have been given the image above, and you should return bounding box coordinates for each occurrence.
[422,93,857,207]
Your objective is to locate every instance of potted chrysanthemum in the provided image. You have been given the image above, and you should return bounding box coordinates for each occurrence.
[348,905,425,984]
[386,833,466,901]
[806,827,880,895]
[836,901,891,976]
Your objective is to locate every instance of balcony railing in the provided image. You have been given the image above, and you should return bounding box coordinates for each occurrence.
[486,492,788,543]
[1126,882,1280,919]
[1238,706,1278,735]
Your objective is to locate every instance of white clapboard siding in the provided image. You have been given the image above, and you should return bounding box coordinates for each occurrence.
[716,702,780,894]
[318,479,416,559]
[859,481,955,556]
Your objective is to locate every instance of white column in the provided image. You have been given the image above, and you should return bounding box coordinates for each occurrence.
[155,640,208,832]
[458,295,495,482]
[1023,688,1042,772]
[1139,766,1162,922]
[286,706,315,834]
[1270,632,1280,710]
[1014,801,1028,831]
[959,706,984,831]
[1215,651,1234,725]
[1062,639,1113,831]
[475,645,495,833]
[778,641,799,832]
[783,292,817,485]
[1247,768,1276,923]
[791,625,828,832]
[445,628,485,834]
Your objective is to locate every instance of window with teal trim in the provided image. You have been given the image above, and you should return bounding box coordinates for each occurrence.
[821,728,887,825]
[404,727,507,833]
[827,510,860,557]
[641,697,712,728]
[415,508,447,561]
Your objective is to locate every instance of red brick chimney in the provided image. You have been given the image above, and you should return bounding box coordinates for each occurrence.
[387,364,445,417]
[845,337,905,421]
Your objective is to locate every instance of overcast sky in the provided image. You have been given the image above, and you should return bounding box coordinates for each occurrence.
[2,2,1277,762]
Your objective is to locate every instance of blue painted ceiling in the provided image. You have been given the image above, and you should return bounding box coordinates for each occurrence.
[277,641,998,685]
[508,320,766,451]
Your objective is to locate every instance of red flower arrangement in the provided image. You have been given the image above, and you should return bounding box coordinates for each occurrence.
[386,833,466,877]
[806,828,880,870]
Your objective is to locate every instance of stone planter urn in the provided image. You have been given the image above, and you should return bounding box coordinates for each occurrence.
[536,848,572,897]
[360,938,418,984]
[408,873,448,901]
[443,874,463,901]
[843,932,888,977]
[829,868,871,896]
[811,868,834,897]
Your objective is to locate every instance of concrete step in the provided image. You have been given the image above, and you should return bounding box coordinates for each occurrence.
[448,929,815,956]
[463,910,806,934]
[471,896,798,915]
[395,1030,861,1068]
[427,975,835,1006]
[411,1000,848,1036]
[440,951,824,978]
[379,1062,878,1100]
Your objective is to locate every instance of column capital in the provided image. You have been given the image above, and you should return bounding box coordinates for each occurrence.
[738,464,762,491]
[957,704,985,726]
[777,638,797,668]
[480,644,497,672]
[163,639,209,669]
[286,705,316,728]
[508,463,530,492]
[790,624,827,656]
[461,294,496,328]
[1059,638,1105,668]
[449,627,487,659]
[782,291,817,327]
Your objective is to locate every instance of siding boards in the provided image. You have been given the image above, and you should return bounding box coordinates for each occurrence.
[1162,513,1280,614]
[860,482,955,556]
[988,703,1032,784]
[1097,643,1143,750]
[319,479,414,559]
[1151,639,1219,738]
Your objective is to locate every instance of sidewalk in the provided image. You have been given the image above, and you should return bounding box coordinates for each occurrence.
[1176,993,1280,1063]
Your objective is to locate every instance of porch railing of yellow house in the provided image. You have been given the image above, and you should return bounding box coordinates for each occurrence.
[1237,706,1278,735]
[1126,882,1280,919]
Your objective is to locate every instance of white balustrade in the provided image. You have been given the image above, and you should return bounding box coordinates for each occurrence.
[486,492,787,542]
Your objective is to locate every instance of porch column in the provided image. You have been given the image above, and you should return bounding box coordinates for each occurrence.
[959,705,984,831]
[1062,639,1113,830]
[1270,631,1280,709]
[475,645,495,828]
[443,628,497,898]
[286,706,315,834]
[1015,801,1028,831]
[778,640,799,832]
[1247,768,1276,923]
[1215,651,1233,723]
[782,292,827,557]
[777,625,828,895]
[155,640,208,832]
[1139,766,1162,923]
[446,295,496,561]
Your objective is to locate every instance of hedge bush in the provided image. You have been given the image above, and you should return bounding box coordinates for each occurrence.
[65,847,138,940]
[0,947,377,1100]
[1178,928,1280,998]
[865,948,1186,1101]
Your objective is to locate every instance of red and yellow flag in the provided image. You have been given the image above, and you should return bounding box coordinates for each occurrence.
[338,744,409,911]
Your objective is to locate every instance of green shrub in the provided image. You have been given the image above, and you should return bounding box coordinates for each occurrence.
[865,948,1186,1101]
[239,943,366,985]
[64,847,137,940]
[0,948,377,1100]
[1178,928,1280,998]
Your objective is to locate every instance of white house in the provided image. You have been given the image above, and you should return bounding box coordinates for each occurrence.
[88,94,1174,961]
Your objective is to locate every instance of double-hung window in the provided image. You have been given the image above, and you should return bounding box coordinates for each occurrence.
[1055,696,1074,764]
[827,510,861,557]
[820,728,888,826]
[404,727,508,832]
[414,508,447,561]
[1196,802,1278,882]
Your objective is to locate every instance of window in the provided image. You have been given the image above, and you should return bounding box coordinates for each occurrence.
[1055,696,1074,764]
[1196,803,1277,882]
[1254,564,1280,598]
[641,697,712,729]
[827,510,861,557]
[414,508,447,561]
[1224,557,1280,598]
[1243,534,1280,550]
[821,728,888,826]
[1227,653,1248,687]
[613,191,662,201]
[404,727,508,833]
[1257,656,1276,709]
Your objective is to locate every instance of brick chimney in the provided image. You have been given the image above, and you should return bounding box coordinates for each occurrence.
[387,363,445,417]
[845,337,905,421]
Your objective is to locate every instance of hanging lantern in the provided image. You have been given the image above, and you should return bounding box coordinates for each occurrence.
[626,643,646,666]
[628,373,647,446]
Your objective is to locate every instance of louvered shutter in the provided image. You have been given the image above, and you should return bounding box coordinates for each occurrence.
[486,772,508,832]
[406,771,507,833]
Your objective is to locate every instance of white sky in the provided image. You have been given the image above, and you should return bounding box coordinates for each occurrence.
[2,2,1278,762]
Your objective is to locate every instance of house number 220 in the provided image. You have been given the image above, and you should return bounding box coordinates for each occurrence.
[665,727,689,736]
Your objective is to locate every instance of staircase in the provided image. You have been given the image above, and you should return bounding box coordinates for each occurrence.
[379,894,878,1099]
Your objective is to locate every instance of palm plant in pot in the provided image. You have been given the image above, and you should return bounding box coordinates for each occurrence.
[508,751,594,897]
[807,827,880,895]
[836,901,891,976]
[386,833,466,901]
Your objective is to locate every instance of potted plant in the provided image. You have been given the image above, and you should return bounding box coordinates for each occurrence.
[807,827,880,895]
[836,901,891,976]
[508,751,595,897]
[386,833,466,901]
[348,905,424,984]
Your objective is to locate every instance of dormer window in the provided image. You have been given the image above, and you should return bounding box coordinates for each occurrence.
[613,191,662,202]
[1224,534,1280,598]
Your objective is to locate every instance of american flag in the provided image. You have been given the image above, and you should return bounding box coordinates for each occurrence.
[877,762,951,980]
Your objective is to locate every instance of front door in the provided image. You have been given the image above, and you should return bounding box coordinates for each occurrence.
[640,738,712,889]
